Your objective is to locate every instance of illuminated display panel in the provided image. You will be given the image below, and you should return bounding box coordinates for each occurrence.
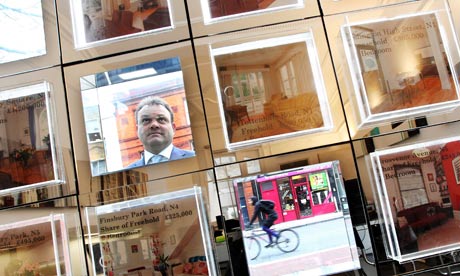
[341,11,460,128]
[234,161,360,275]
[370,136,460,262]
[211,33,332,149]
[79,57,195,176]
[0,0,46,64]
[85,187,216,276]
[0,82,65,196]
[70,0,173,48]
[201,0,303,24]
[0,214,72,276]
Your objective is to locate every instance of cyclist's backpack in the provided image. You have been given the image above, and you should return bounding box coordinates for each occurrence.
[260,199,275,210]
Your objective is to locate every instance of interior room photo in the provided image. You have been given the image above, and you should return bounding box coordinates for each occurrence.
[82,0,171,43]
[373,139,460,257]
[349,13,459,116]
[213,40,327,144]
[0,90,54,189]
[208,0,299,18]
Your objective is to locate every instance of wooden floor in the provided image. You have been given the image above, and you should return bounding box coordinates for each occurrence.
[371,76,459,114]
[210,0,277,17]
[417,218,460,251]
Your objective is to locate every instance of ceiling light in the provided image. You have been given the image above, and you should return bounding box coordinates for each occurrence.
[119,68,157,80]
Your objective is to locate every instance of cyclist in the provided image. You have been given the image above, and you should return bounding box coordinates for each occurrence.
[247,196,279,247]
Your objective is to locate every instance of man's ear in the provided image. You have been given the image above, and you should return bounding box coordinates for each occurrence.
[172,122,176,132]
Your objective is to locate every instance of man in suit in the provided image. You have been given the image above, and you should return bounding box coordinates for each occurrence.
[126,96,195,168]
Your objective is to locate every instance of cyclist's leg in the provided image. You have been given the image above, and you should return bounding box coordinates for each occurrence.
[267,218,280,238]
[262,225,272,241]
[262,218,278,245]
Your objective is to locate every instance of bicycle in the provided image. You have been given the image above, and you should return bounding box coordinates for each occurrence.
[244,227,300,260]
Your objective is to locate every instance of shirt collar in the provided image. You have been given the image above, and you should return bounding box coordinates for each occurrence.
[144,144,173,165]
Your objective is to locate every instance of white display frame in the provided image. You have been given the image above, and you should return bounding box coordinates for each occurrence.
[187,0,320,37]
[324,0,460,139]
[195,19,349,163]
[56,0,190,63]
[0,214,73,276]
[0,0,60,78]
[234,160,360,275]
[369,135,460,262]
[342,8,460,126]
[210,32,333,150]
[0,67,75,204]
[84,187,217,276]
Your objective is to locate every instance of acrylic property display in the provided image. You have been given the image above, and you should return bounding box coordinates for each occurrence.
[69,0,173,48]
[79,56,195,176]
[369,136,460,262]
[201,0,303,24]
[85,187,216,276]
[0,81,65,195]
[341,5,460,128]
[0,0,46,65]
[0,214,72,276]
[234,161,360,275]
[211,32,332,149]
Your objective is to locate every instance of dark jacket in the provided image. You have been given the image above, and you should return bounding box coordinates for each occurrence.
[250,200,278,225]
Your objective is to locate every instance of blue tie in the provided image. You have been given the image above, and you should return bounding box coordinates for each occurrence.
[148,155,166,164]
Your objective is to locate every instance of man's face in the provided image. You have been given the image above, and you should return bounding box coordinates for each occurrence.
[137,104,175,154]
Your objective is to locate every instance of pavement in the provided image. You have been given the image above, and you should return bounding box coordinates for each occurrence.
[242,212,361,275]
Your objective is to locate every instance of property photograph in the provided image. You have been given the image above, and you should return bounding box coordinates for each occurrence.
[344,13,459,122]
[80,0,171,44]
[0,215,70,276]
[207,0,300,19]
[371,137,460,260]
[89,188,215,276]
[212,35,331,147]
[0,85,56,190]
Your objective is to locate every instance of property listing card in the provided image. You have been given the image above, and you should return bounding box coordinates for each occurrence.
[211,32,332,149]
[0,0,46,64]
[87,187,216,276]
[370,136,460,262]
[342,11,460,127]
[0,214,71,276]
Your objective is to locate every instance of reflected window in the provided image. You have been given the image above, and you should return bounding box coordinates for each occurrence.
[277,178,294,211]
[230,71,266,114]
[280,61,298,97]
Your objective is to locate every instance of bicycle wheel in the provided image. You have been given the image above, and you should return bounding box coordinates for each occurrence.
[246,237,261,260]
[276,229,300,253]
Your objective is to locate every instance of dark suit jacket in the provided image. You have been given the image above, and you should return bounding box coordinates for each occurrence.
[126,146,195,169]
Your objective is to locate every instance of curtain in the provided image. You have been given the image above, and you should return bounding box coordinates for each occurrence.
[28,106,36,148]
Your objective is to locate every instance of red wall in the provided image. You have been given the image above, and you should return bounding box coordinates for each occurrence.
[441,141,460,210]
